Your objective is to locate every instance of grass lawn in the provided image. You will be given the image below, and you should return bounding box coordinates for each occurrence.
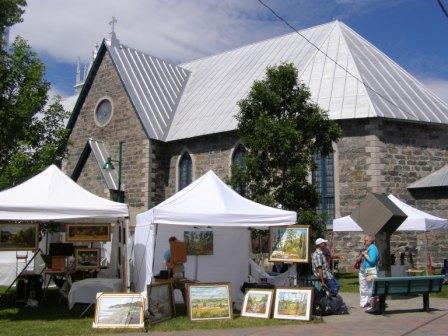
[337,272,448,298]
[0,286,314,336]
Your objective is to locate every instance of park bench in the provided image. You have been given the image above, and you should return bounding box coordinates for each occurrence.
[372,275,445,314]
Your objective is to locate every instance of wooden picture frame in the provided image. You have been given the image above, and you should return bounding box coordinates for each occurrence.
[241,289,274,319]
[273,287,313,321]
[75,248,100,270]
[170,241,187,264]
[66,223,111,242]
[0,223,39,251]
[269,225,310,263]
[187,282,233,321]
[184,230,213,255]
[93,293,145,329]
[147,281,175,323]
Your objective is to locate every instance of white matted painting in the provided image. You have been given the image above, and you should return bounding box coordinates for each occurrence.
[241,289,274,319]
[93,293,145,329]
[273,288,313,321]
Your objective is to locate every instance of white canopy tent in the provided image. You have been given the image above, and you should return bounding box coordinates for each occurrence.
[0,165,129,285]
[333,194,448,232]
[0,164,129,221]
[133,170,296,300]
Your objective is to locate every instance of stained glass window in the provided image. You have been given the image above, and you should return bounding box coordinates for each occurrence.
[312,152,335,225]
[179,152,192,190]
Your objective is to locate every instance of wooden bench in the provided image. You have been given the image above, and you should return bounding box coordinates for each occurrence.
[372,275,445,314]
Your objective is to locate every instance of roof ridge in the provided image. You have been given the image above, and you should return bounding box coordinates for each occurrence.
[179,20,338,67]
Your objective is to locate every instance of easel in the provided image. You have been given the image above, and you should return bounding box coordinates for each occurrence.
[3,248,43,296]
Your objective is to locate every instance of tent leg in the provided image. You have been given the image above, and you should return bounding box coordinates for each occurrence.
[4,248,42,295]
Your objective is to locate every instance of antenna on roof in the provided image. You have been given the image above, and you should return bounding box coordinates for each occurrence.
[109,16,120,46]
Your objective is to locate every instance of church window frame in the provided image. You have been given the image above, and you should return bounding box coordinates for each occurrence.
[312,151,336,225]
[178,151,193,191]
[94,96,114,127]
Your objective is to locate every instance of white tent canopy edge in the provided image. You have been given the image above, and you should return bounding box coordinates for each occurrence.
[133,171,297,298]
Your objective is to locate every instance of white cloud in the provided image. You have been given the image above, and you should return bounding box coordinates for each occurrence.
[418,77,448,104]
[10,0,412,65]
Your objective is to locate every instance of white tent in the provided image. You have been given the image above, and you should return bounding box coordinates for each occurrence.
[0,165,129,285]
[333,194,448,232]
[0,164,129,221]
[133,170,296,299]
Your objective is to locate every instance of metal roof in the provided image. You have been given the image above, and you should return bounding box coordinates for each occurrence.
[164,20,448,141]
[97,21,448,142]
[89,139,120,190]
[106,40,190,140]
[408,165,448,189]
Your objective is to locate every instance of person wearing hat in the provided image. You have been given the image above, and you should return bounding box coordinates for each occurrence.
[311,238,340,295]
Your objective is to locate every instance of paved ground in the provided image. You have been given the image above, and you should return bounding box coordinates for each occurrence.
[126,293,448,336]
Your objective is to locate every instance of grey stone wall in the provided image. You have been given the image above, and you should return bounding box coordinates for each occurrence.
[64,52,151,209]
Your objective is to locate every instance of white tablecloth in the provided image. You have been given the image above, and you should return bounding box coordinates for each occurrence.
[68,278,123,309]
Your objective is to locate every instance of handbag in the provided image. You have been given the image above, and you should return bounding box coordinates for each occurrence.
[365,267,377,282]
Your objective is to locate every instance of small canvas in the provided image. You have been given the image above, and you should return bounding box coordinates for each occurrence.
[93,293,145,329]
[0,223,39,251]
[184,231,213,255]
[170,241,187,263]
[147,282,175,323]
[273,288,313,321]
[187,283,233,321]
[75,248,100,270]
[241,289,274,319]
[66,223,111,242]
[269,225,310,263]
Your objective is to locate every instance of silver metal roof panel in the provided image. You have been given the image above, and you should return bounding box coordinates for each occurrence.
[408,165,448,189]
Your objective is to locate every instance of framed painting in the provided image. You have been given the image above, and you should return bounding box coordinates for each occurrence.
[241,289,274,319]
[269,225,310,263]
[66,223,111,242]
[273,287,313,321]
[147,281,175,323]
[75,248,100,270]
[187,283,233,321]
[93,293,145,329]
[184,230,213,255]
[0,223,39,251]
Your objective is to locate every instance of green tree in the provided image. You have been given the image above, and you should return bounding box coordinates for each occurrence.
[0,1,69,190]
[234,63,341,236]
[0,0,26,41]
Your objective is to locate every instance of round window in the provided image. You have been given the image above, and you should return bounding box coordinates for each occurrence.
[94,98,113,126]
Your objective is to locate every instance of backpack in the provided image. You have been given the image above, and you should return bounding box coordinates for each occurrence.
[315,289,349,316]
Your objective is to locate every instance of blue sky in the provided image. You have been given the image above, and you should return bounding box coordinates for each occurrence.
[10,0,448,101]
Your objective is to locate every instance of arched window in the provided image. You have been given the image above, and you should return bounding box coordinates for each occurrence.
[231,144,247,195]
[312,152,335,225]
[178,152,192,190]
[232,144,246,169]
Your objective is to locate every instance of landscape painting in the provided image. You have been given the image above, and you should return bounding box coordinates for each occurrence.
[75,248,100,270]
[66,223,111,242]
[273,288,313,321]
[269,225,310,263]
[241,289,274,319]
[187,283,232,321]
[184,231,213,255]
[147,282,175,323]
[0,223,38,251]
[93,293,145,329]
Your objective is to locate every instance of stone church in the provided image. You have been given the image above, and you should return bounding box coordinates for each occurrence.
[63,21,448,269]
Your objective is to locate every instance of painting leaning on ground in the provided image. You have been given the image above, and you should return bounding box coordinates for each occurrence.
[93,293,145,328]
[273,288,313,321]
[188,283,232,321]
[269,225,309,263]
[242,289,274,318]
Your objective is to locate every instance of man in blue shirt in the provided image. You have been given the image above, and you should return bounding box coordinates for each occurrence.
[356,234,379,308]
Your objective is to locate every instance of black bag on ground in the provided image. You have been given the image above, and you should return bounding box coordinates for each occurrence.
[315,289,349,316]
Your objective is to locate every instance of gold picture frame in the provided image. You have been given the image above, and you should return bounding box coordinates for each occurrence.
[0,222,39,251]
[66,223,111,242]
[269,225,310,263]
[93,293,145,329]
[241,289,274,319]
[147,281,176,323]
[187,282,233,321]
[273,287,313,321]
[74,248,100,270]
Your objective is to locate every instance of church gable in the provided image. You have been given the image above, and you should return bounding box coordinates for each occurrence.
[64,44,151,208]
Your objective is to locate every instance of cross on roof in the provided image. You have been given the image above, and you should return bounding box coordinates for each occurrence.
[109,16,117,34]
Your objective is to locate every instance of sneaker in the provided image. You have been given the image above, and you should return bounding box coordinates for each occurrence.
[365,307,377,314]
[361,302,370,308]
